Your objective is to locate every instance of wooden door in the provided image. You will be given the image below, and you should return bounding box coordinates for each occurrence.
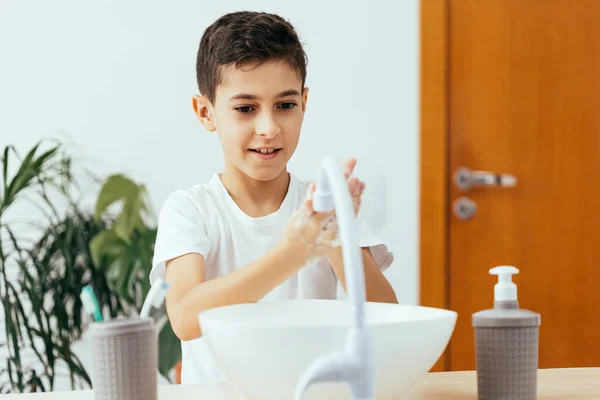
[420,0,600,372]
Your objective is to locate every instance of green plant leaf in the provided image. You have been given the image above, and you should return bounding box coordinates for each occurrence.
[7,144,56,200]
[113,202,141,241]
[126,258,142,305]
[4,142,40,201]
[1,297,14,353]
[94,174,152,242]
[27,308,55,389]
[89,230,119,267]
[31,147,60,175]
[1,142,60,217]
[158,321,181,380]
[95,174,139,216]
[7,282,47,375]
[7,316,23,391]
[115,256,136,303]
[6,359,15,392]
[2,145,15,201]
[6,283,25,344]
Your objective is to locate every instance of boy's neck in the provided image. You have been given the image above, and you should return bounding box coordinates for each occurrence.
[219,166,291,218]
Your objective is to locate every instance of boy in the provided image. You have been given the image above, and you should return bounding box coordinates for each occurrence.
[150,11,398,385]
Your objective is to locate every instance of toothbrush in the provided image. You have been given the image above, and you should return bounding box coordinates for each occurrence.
[139,278,170,320]
[80,285,103,322]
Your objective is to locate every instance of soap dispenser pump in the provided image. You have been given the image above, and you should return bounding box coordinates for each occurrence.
[472,266,541,400]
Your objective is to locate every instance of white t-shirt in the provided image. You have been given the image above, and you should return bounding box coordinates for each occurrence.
[150,172,394,385]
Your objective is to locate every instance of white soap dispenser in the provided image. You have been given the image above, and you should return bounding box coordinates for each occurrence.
[471,266,541,400]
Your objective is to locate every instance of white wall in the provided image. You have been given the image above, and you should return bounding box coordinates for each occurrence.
[0,0,420,390]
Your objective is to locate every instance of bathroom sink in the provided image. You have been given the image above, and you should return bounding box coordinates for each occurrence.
[198,299,457,400]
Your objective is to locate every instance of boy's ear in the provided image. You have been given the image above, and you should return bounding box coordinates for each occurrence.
[301,87,309,113]
[192,94,216,132]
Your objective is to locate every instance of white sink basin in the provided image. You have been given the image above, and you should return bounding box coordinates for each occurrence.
[198,299,457,400]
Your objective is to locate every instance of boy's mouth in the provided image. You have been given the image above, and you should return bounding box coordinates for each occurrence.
[249,148,282,160]
[249,148,282,154]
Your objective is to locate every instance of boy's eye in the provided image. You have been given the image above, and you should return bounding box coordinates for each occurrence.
[278,102,297,110]
[235,106,254,114]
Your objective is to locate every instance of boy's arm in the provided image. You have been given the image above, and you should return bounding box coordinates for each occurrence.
[326,247,398,304]
[165,239,308,341]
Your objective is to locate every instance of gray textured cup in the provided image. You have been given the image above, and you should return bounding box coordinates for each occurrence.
[472,301,541,400]
[90,318,158,400]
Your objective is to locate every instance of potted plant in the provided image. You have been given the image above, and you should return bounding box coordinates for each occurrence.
[0,140,180,393]
[90,173,181,379]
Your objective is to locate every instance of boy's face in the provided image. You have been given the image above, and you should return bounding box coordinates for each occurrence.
[193,59,308,182]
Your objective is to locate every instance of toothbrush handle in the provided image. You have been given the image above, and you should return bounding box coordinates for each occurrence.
[139,301,153,320]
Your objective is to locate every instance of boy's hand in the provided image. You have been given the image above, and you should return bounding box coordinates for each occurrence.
[283,157,366,260]
[305,157,366,217]
[342,157,366,216]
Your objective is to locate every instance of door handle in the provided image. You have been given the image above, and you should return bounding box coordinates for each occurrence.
[453,167,517,192]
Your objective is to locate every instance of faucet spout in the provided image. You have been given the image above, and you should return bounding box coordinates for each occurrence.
[295,156,375,400]
[311,156,367,329]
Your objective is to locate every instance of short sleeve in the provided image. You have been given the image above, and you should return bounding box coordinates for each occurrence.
[150,191,211,284]
[355,214,394,272]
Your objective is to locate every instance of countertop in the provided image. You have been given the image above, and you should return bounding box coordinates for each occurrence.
[3,368,599,399]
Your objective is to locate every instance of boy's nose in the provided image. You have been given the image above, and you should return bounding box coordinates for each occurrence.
[255,112,281,138]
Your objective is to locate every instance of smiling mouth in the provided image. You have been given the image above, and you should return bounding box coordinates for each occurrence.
[249,148,282,154]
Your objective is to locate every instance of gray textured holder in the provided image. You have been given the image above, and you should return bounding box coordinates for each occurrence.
[473,301,541,400]
[90,318,158,400]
